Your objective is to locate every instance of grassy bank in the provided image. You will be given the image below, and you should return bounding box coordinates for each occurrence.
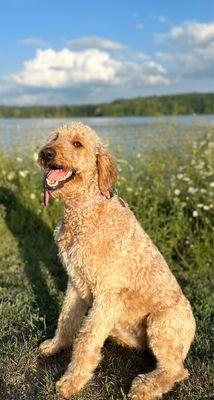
[0,131,213,400]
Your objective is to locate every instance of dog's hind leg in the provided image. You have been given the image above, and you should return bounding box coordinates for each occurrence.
[129,305,195,400]
[39,281,88,357]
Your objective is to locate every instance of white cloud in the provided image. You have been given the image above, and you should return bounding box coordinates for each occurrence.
[169,22,214,46]
[10,48,123,88]
[153,15,168,24]
[155,22,214,79]
[155,52,174,62]
[140,61,169,85]
[155,21,214,47]
[136,52,151,60]
[18,37,47,47]
[136,22,144,30]
[8,47,170,90]
[66,36,126,51]
[3,46,170,104]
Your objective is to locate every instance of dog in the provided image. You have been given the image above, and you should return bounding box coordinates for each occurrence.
[38,122,195,400]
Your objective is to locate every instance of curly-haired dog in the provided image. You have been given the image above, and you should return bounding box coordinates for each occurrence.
[38,123,195,400]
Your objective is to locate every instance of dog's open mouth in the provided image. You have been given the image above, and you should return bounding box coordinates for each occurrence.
[44,165,77,206]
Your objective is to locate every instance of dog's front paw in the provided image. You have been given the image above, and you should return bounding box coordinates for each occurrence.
[39,338,62,357]
[56,374,86,398]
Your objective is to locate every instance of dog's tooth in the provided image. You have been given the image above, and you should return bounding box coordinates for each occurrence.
[66,171,72,179]
[46,178,58,187]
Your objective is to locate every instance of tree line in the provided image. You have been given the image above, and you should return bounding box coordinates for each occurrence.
[0,93,213,118]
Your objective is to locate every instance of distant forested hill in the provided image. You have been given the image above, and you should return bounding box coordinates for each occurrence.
[0,93,213,118]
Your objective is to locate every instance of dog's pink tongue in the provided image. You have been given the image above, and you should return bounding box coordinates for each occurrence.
[48,169,67,182]
[44,189,50,206]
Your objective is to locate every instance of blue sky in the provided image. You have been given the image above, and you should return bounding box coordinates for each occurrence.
[0,0,213,105]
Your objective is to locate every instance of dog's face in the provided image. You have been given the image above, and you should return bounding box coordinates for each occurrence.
[38,123,117,204]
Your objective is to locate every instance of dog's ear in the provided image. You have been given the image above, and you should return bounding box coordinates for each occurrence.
[96,145,117,197]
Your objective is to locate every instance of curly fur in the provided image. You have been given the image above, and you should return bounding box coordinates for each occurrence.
[38,122,196,399]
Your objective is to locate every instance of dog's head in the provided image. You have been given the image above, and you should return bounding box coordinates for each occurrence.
[38,123,117,205]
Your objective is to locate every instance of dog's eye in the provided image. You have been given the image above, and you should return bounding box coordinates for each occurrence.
[73,141,82,148]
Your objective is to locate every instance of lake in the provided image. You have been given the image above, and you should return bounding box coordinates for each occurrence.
[0,115,213,156]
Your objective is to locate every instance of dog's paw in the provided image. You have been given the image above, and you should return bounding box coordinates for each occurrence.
[56,374,86,398]
[39,338,62,357]
[128,374,163,400]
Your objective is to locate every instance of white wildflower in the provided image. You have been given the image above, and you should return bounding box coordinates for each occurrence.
[30,193,36,200]
[188,187,198,194]
[19,170,29,178]
[177,174,184,180]
[174,189,181,196]
[7,171,16,181]
[200,188,206,193]
[197,204,203,208]
[33,152,38,161]
[183,177,191,182]
[203,205,210,210]
[117,159,129,164]
[195,162,205,169]
[136,153,142,158]
[192,210,198,217]
[210,182,214,188]
[204,171,213,177]
[16,157,23,162]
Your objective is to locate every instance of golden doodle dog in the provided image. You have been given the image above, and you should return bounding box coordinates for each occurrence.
[38,122,195,400]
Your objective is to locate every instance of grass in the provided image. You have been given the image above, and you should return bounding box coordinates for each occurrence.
[0,130,213,400]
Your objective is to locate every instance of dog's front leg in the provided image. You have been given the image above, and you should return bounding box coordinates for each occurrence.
[40,280,88,356]
[56,292,123,398]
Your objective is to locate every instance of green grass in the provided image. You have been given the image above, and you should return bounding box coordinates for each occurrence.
[0,131,213,400]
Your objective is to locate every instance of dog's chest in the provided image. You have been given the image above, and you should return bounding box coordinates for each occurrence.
[54,221,93,300]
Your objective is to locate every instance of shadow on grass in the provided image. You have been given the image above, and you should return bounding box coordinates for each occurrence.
[0,187,67,332]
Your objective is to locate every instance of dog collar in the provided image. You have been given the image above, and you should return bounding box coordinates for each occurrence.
[68,193,107,210]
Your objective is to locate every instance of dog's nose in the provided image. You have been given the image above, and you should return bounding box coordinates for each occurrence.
[39,147,56,161]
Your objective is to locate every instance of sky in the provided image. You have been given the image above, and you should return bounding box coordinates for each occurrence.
[0,0,213,105]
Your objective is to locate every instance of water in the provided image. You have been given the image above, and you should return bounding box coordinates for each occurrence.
[0,115,213,156]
